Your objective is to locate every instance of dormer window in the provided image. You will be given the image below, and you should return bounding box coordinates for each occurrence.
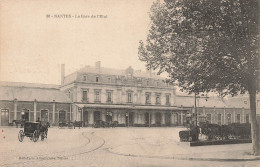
[146,81,149,86]
[83,75,87,81]
[96,76,99,82]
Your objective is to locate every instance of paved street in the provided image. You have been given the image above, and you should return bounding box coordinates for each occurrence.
[1,127,259,167]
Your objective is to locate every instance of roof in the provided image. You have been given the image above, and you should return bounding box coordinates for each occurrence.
[225,95,250,108]
[175,95,228,108]
[175,94,251,109]
[63,65,164,85]
[0,81,59,89]
[0,82,71,103]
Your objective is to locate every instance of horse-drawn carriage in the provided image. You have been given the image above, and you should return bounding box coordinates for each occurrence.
[73,121,83,129]
[58,121,74,128]
[92,120,118,128]
[18,122,49,142]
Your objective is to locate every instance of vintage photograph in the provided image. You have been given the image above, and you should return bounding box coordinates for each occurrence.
[0,0,260,166]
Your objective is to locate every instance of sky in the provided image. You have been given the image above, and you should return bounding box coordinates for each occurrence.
[0,0,156,85]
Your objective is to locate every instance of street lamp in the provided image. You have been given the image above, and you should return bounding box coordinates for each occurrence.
[194,93,198,126]
[194,93,209,126]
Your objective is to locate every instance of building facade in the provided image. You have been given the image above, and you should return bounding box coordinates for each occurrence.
[0,61,259,127]
[60,62,187,127]
[0,82,71,126]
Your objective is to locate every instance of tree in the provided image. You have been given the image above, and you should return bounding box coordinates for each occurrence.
[139,0,259,155]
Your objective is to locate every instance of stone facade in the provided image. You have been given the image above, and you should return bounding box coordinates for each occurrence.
[0,82,71,126]
[1,62,259,127]
[60,62,186,127]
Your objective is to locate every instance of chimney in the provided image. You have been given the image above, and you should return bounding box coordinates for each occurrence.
[61,64,65,85]
[95,61,101,73]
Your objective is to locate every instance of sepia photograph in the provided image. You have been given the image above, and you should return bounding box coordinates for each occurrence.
[0,0,260,166]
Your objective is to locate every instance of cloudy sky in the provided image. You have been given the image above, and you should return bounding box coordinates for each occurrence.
[0,0,155,85]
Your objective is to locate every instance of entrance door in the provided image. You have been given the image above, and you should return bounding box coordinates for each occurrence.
[155,112,161,127]
[126,112,134,126]
[83,110,88,126]
[41,110,48,123]
[59,110,66,122]
[165,112,171,126]
[94,111,101,123]
[22,109,29,122]
[145,112,150,127]
[178,113,182,125]
[106,111,112,122]
[1,109,9,126]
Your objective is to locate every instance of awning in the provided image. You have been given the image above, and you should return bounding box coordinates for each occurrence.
[73,103,187,111]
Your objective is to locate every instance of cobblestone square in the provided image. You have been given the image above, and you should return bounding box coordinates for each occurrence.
[1,127,259,167]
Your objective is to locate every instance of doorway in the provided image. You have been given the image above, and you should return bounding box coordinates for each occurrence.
[83,110,88,126]
[1,109,9,126]
[126,111,134,126]
[41,110,48,123]
[106,111,113,122]
[94,111,101,123]
[59,110,66,122]
[155,112,161,127]
[21,109,29,122]
[165,112,171,126]
[145,112,150,127]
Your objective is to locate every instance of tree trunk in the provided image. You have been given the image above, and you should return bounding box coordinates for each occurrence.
[249,91,260,155]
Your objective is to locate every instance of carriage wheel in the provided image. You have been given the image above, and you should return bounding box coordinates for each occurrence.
[18,130,24,142]
[32,130,39,142]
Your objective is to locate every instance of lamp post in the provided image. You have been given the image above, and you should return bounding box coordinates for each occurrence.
[194,93,209,126]
[194,93,198,126]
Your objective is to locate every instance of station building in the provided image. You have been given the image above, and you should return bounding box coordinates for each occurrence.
[0,82,71,126]
[0,61,259,126]
[60,62,186,127]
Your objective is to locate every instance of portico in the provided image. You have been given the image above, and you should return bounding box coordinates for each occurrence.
[74,103,187,127]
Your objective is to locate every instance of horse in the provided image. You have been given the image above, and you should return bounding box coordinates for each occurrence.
[12,120,25,128]
[39,122,50,140]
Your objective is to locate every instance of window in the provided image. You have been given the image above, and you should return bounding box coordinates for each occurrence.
[207,114,211,124]
[96,76,99,82]
[82,90,88,102]
[257,100,260,107]
[165,94,170,105]
[227,114,232,124]
[244,101,247,104]
[217,114,221,125]
[156,94,161,104]
[237,114,240,123]
[106,91,112,103]
[145,93,151,104]
[146,81,149,86]
[94,90,101,102]
[156,82,159,87]
[127,92,133,103]
[246,114,249,123]
[83,75,87,81]
[108,77,111,83]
